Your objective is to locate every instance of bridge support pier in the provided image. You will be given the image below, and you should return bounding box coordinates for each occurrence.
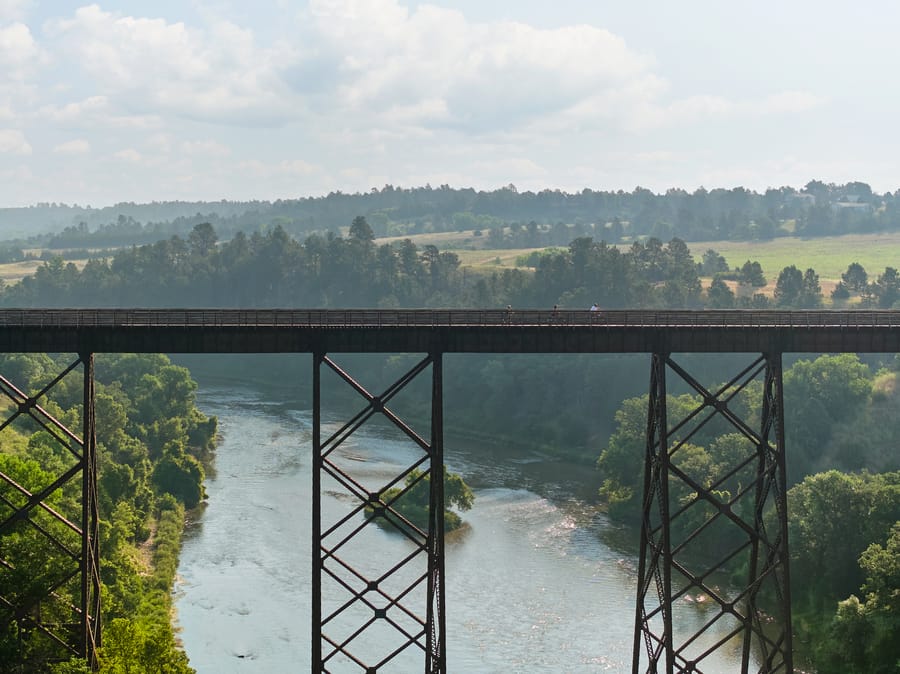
[633,352,793,674]
[0,353,101,669]
[312,352,446,673]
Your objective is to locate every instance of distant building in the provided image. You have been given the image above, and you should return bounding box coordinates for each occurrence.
[831,201,873,214]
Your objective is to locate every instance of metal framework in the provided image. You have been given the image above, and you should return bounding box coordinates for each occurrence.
[633,353,792,674]
[0,353,100,668]
[312,352,445,673]
[0,310,843,671]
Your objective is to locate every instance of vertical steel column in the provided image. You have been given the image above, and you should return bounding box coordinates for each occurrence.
[633,352,674,673]
[312,352,446,673]
[771,354,794,674]
[80,352,101,669]
[425,352,446,674]
[742,353,792,673]
[312,351,323,672]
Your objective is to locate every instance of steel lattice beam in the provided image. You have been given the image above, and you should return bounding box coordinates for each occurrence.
[312,352,446,673]
[633,352,793,674]
[0,353,100,669]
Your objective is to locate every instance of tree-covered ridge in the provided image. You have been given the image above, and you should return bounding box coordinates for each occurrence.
[11,217,900,314]
[7,179,900,249]
[0,352,215,672]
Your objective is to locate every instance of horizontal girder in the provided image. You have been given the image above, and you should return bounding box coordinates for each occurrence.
[0,309,897,353]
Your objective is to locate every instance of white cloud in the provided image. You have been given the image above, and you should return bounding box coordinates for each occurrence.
[0,0,29,22]
[146,133,173,154]
[181,140,231,158]
[46,5,298,126]
[53,139,90,155]
[758,91,824,115]
[609,89,823,133]
[237,157,320,178]
[0,2,861,206]
[302,0,660,134]
[38,96,109,123]
[472,157,547,180]
[0,21,42,79]
[0,128,31,154]
[113,148,142,162]
[38,96,163,129]
[278,158,318,176]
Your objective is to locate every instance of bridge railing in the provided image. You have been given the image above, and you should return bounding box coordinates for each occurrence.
[0,308,896,329]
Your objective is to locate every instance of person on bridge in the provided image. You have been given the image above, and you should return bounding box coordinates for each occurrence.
[590,303,599,311]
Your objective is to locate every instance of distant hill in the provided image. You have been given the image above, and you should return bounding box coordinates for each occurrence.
[3,179,899,248]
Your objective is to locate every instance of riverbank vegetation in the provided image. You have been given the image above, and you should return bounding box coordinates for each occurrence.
[0,208,896,671]
[0,352,214,673]
[366,467,475,533]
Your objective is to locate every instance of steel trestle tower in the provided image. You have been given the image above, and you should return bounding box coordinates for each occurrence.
[0,353,100,668]
[633,352,792,673]
[312,351,446,673]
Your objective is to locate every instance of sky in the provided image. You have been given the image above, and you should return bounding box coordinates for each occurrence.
[2,0,900,207]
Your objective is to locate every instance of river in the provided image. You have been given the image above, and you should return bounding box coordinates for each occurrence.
[174,384,755,673]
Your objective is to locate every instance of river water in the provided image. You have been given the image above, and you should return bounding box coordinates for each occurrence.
[174,385,754,673]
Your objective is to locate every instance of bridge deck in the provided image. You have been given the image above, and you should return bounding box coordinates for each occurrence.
[0,308,898,353]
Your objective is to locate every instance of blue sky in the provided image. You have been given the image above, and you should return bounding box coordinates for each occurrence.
[2,0,899,207]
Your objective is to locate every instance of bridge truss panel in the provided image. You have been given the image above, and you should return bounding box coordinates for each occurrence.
[312,352,446,674]
[0,353,100,669]
[633,352,793,674]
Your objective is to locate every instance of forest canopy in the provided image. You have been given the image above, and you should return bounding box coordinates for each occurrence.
[4,179,900,247]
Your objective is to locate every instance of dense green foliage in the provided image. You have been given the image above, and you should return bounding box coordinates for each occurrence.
[791,473,900,673]
[0,352,215,672]
[367,467,475,533]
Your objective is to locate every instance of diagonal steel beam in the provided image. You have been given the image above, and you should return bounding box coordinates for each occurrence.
[313,351,446,673]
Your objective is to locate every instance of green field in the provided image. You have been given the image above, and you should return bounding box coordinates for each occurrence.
[688,232,900,281]
[432,232,900,285]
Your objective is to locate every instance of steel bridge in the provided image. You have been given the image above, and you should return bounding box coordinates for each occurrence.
[2,308,899,673]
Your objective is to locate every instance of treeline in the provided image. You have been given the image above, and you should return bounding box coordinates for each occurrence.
[2,220,708,310]
[10,179,900,249]
[12,219,900,316]
[0,352,215,672]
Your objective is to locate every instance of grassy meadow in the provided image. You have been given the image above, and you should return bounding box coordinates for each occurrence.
[378,229,900,300]
[687,232,900,283]
[376,229,900,284]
